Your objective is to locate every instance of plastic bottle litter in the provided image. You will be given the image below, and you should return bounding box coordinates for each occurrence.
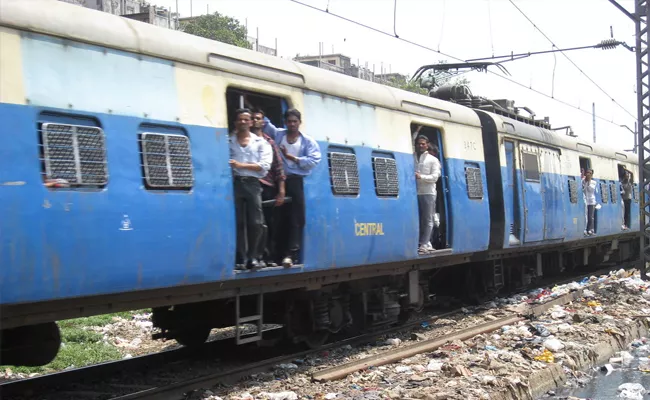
[543,338,565,352]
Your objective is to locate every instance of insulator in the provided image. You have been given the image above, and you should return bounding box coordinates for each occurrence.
[597,39,620,50]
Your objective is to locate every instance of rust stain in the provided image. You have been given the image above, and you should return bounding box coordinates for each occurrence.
[0,181,26,186]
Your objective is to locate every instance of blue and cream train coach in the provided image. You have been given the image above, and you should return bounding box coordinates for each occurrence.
[0,0,639,366]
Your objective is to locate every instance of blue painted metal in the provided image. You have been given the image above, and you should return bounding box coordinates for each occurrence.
[521,171,545,243]
[0,102,494,304]
[541,150,566,240]
[0,104,235,303]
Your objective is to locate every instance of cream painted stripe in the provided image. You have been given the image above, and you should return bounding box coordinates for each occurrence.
[0,27,25,105]
[174,63,304,129]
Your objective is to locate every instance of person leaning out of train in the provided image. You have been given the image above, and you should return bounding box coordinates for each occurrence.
[251,109,286,267]
[229,108,273,270]
[621,170,634,230]
[415,135,441,254]
[582,169,597,236]
[263,108,322,267]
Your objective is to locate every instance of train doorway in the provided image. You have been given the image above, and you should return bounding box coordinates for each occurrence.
[411,124,449,252]
[504,140,521,245]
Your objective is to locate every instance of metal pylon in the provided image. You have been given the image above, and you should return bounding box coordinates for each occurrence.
[636,0,650,281]
[611,0,650,280]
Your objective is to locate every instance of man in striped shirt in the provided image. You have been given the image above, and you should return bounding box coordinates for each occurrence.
[252,109,286,266]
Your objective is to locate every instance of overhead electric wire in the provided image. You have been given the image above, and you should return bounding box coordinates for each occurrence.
[507,0,636,119]
[287,0,631,127]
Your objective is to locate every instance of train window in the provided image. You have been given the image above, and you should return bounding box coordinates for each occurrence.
[568,177,578,203]
[634,183,640,203]
[372,153,399,197]
[328,147,360,196]
[225,87,287,132]
[609,182,618,203]
[600,182,609,203]
[140,128,194,189]
[464,162,483,199]
[522,152,540,182]
[40,122,108,187]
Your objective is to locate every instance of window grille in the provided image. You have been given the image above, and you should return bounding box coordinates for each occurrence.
[328,151,360,195]
[141,133,194,188]
[372,156,399,197]
[41,122,108,186]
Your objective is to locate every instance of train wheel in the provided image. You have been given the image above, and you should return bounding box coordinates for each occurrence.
[174,326,211,347]
[303,331,329,349]
[0,322,61,367]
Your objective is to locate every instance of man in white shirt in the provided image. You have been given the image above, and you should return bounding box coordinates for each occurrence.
[229,108,273,269]
[582,168,597,236]
[415,135,441,254]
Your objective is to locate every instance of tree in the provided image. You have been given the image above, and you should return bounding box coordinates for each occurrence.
[180,12,252,50]
[381,75,428,95]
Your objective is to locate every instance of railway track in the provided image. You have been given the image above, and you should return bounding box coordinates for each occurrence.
[0,263,632,400]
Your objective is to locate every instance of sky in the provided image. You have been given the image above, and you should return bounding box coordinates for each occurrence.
[152,0,639,153]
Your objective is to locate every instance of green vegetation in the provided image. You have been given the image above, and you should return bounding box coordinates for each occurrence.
[2,310,147,375]
[180,12,252,49]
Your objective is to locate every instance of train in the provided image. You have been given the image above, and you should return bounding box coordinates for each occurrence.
[0,0,641,366]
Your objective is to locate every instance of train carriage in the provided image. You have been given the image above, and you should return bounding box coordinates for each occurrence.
[475,110,640,252]
[0,0,640,367]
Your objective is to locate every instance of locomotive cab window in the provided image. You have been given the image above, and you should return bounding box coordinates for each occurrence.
[522,152,540,182]
[38,112,108,189]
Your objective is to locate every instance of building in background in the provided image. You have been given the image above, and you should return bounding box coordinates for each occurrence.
[293,53,375,82]
[58,1,278,55]
[59,0,175,28]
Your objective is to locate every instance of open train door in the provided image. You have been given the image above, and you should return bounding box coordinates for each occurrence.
[519,143,544,242]
[540,147,566,240]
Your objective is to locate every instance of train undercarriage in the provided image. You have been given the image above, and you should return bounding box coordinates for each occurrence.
[0,238,640,367]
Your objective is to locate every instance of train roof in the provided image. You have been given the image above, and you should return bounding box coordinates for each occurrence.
[477,109,637,165]
[0,0,480,128]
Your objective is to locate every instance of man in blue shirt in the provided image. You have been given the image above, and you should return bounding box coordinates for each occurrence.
[265,108,321,266]
[229,108,273,269]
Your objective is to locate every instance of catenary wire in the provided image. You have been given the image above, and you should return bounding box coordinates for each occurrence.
[288,0,632,127]
[507,0,636,120]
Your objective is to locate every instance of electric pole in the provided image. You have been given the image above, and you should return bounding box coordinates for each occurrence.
[609,0,649,280]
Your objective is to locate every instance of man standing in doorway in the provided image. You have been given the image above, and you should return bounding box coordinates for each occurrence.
[229,108,273,269]
[265,109,321,267]
[415,135,441,254]
[251,109,286,266]
[582,169,597,236]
